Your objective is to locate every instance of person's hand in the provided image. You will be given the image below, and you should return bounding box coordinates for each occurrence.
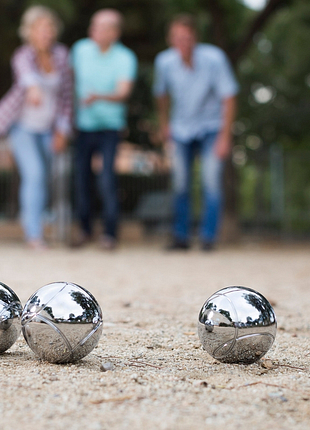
[83,94,99,105]
[26,86,43,106]
[214,132,232,159]
[52,131,68,154]
[159,124,170,144]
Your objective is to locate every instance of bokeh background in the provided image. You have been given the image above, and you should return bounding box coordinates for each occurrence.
[0,0,310,241]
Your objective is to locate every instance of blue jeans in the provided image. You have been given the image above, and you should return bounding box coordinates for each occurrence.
[172,132,224,243]
[9,124,52,241]
[75,130,120,238]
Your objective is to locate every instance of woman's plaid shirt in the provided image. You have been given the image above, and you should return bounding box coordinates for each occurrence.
[0,43,73,136]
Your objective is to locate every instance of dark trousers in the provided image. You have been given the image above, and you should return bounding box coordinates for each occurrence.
[75,130,120,238]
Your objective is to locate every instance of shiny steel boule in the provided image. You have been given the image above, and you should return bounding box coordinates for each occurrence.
[0,282,22,353]
[198,286,277,364]
[22,282,103,363]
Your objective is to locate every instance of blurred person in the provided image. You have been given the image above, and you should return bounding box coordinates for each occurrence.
[71,9,137,250]
[153,14,239,251]
[0,5,72,249]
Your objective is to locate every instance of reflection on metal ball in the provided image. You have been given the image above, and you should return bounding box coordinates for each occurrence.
[21,282,103,363]
[0,282,22,353]
[198,286,277,364]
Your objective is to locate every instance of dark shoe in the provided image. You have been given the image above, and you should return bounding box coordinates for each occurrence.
[201,241,215,251]
[166,239,190,251]
[70,231,91,248]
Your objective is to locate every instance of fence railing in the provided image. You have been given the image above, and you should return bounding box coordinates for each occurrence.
[235,144,310,238]
[1,139,310,241]
[0,139,172,241]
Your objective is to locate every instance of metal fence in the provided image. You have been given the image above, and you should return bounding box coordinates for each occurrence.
[235,144,310,238]
[0,144,73,242]
[0,140,172,241]
[1,140,310,241]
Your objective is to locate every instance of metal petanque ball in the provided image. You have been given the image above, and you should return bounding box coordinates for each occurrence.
[0,282,23,353]
[198,286,277,364]
[21,282,103,363]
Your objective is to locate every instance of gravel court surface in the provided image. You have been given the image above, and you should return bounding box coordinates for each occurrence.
[1,241,310,430]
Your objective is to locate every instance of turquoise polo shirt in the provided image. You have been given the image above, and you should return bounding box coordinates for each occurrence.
[71,38,137,131]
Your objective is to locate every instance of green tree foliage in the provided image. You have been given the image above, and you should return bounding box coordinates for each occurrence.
[0,0,309,151]
[237,0,310,150]
[1,0,310,232]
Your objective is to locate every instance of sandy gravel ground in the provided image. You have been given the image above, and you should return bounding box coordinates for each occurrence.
[1,238,310,430]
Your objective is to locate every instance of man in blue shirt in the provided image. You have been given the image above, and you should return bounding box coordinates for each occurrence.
[153,14,238,250]
[71,9,137,249]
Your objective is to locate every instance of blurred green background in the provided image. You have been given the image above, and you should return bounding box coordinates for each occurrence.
[1,0,310,238]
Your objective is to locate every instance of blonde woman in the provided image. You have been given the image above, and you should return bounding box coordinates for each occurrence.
[0,6,72,249]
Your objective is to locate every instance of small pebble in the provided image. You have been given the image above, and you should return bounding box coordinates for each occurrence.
[49,376,59,381]
[268,392,288,402]
[100,361,114,372]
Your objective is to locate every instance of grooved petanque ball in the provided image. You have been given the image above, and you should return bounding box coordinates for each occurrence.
[0,282,23,353]
[198,286,277,364]
[22,282,103,363]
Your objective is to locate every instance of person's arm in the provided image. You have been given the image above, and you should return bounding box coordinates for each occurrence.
[12,46,43,105]
[17,49,45,106]
[53,46,74,153]
[153,53,171,144]
[0,46,38,136]
[83,80,134,105]
[215,95,237,159]
[155,94,170,143]
[213,49,239,159]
